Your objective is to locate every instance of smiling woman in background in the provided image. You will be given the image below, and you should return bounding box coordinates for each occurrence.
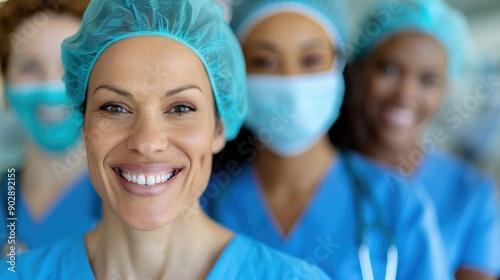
[203,0,449,279]
[331,0,500,279]
[0,0,101,255]
[0,0,331,279]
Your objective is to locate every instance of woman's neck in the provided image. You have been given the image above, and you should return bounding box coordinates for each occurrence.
[253,136,336,235]
[362,138,423,176]
[21,141,87,219]
[87,203,232,280]
[254,135,336,193]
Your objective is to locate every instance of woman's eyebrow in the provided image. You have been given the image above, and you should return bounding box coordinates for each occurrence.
[246,41,279,53]
[165,85,203,97]
[92,84,202,98]
[300,39,338,58]
[93,85,132,98]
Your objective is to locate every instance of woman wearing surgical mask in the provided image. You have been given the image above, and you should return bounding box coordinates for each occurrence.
[0,0,330,278]
[203,0,448,279]
[331,0,500,279]
[0,0,101,254]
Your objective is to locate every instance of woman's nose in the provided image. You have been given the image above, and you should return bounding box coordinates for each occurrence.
[126,113,168,156]
[392,77,419,106]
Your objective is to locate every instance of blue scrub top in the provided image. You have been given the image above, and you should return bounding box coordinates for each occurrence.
[0,234,330,279]
[203,151,449,279]
[415,150,500,276]
[0,171,102,252]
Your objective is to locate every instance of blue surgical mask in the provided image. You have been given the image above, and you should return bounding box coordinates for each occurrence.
[245,69,345,157]
[5,81,82,154]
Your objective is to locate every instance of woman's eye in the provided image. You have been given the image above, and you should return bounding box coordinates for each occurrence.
[378,62,400,78]
[169,104,195,115]
[100,104,129,114]
[302,55,324,69]
[421,73,438,88]
[250,57,278,70]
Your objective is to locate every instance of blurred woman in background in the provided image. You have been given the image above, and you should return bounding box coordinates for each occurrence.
[331,0,500,279]
[203,0,449,279]
[0,0,101,254]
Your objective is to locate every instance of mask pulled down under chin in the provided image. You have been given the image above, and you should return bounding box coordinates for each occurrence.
[245,70,345,157]
[5,81,82,154]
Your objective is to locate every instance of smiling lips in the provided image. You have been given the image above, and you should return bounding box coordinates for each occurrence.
[383,107,416,128]
[114,167,182,187]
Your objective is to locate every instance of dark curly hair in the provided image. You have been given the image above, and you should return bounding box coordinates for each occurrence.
[329,63,371,153]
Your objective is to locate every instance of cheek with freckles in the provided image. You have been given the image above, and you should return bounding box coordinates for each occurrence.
[83,115,125,202]
[171,119,217,211]
[83,120,111,203]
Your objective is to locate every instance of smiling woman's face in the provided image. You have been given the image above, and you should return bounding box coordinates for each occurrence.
[85,36,225,230]
[362,32,447,150]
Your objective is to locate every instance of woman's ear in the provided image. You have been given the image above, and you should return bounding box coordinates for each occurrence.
[212,117,226,154]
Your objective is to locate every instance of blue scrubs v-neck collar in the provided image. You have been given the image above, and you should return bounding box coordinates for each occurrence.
[245,156,350,243]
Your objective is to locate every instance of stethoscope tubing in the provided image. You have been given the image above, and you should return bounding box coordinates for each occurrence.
[341,150,399,280]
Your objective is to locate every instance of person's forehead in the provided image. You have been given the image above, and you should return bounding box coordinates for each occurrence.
[89,37,212,94]
[94,37,206,77]
[372,33,447,66]
[243,12,335,52]
[10,14,80,55]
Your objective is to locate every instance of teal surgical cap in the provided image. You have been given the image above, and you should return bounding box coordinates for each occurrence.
[61,0,247,140]
[230,0,348,52]
[351,0,469,76]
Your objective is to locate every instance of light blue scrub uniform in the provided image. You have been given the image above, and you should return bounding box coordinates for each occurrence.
[414,150,500,276]
[203,151,448,279]
[0,172,101,251]
[0,234,330,279]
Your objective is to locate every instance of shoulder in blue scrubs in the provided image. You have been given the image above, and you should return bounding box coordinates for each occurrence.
[416,150,500,276]
[0,172,101,252]
[204,151,449,279]
[0,234,330,280]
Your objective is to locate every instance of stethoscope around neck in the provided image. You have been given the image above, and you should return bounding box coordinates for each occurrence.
[341,150,399,280]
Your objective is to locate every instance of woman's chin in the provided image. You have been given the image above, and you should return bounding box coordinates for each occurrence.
[115,206,178,231]
[375,126,418,152]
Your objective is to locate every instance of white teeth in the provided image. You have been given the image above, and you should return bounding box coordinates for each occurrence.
[147,176,155,186]
[119,169,178,186]
[137,175,146,185]
[386,108,415,128]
